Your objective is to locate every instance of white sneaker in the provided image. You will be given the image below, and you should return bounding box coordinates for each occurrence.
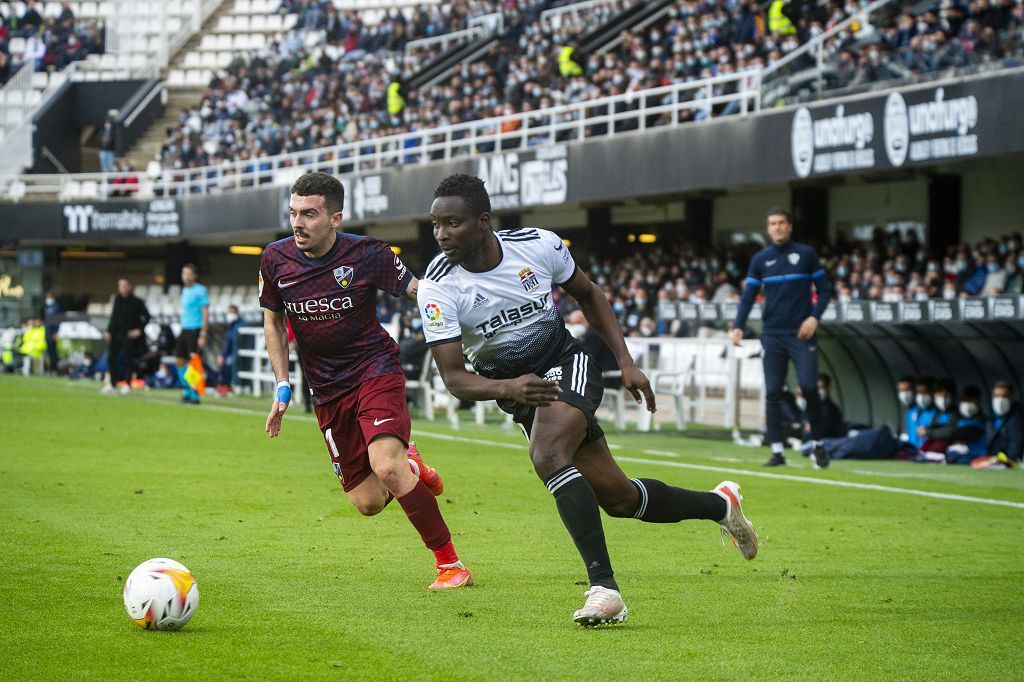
[712,481,758,560]
[118,384,131,395]
[572,586,628,627]
[100,385,117,395]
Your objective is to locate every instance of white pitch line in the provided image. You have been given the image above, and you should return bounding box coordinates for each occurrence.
[61,386,1024,511]
[613,456,1024,510]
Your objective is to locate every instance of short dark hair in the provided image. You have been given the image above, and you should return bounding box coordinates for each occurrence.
[433,173,491,217]
[961,385,982,401]
[182,263,197,274]
[292,171,344,216]
[898,375,916,386]
[819,373,831,387]
[766,207,792,222]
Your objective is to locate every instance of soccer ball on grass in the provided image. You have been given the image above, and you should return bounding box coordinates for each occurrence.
[123,558,199,630]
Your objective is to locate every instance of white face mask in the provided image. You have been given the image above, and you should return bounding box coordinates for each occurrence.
[226,314,239,324]
[959,402,978,418]
[898,390,914,407]
[916,393,933,409]
[818,388,828,400]
[934,396,948,412]
[795,396,807,412]
[992,396,1012,416]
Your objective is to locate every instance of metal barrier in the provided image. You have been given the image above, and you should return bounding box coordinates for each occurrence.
[5,70,762,200]
[235,327,305,406]
[540,0,639,31]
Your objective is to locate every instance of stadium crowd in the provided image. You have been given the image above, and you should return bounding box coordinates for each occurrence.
[0,0,105,85]
[153,0,1024,172]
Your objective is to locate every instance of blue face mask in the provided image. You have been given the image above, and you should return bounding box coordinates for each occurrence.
[988,263,1000,273]
[836,266,848,278]
[411,318,422,331]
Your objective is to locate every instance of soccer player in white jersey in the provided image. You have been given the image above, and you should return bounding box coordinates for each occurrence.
[417,174,758,627]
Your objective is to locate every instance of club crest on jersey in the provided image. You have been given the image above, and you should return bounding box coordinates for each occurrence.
[788,253,800,265]
[334,265,354,288]
[519,267,539,292]
[423,302,444,330]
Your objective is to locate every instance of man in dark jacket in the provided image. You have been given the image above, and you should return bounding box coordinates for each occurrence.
[987,380,1023,462]
[103,278,150,394]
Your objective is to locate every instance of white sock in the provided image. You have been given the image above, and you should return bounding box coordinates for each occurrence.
[771,442,785,455]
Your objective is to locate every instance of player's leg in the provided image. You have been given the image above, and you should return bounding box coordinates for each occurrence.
[530,401,626,624]
[575,438,726,522]
[789,335,829,469]
[360,374,470,589]
[173,330,198,403]
[761,335,789,466]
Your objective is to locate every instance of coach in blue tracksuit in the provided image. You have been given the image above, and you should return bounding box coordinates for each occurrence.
[732,208,832,468]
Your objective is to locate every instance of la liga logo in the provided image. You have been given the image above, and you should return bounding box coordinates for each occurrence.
[424,303,442,321]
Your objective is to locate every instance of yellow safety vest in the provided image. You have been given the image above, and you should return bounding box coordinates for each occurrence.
[768,0,797,35]
[558,46,583,77]
[19,326,46,358]
[387,82,405,116]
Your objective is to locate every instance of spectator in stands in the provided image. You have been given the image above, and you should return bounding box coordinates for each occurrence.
[103,278,150,395]
[987,380,1023,462]
[216,304,242,396]
[98,115,117,174]
[18,0,43,37]
[0,51,12,86]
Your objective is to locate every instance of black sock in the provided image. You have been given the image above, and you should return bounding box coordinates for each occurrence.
[631,478,727,523]
[545,465,617,590]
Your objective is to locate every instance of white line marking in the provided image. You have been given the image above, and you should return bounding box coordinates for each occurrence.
[51,382,1023,511]
[613,456,1024,510]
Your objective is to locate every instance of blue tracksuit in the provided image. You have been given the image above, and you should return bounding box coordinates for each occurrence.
[905,405,937,448]
[735,239,831,445]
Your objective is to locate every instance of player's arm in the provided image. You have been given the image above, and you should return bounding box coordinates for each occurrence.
[800,248,831,340]
[198,304,210,349]
[402,275,419,303]
[733,255,763,345]
[562,268,656,412]
[263,308,292,437]
[430,340,559,406]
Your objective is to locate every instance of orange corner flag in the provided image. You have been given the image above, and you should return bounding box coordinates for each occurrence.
[183,353,206,395]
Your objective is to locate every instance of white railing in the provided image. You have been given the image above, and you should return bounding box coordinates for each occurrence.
[0,62,81,186]
[403,11,503,58]
[5,69,762,201]
[760,0,897,102]
[235,327,306,406]
[540,0,636,31]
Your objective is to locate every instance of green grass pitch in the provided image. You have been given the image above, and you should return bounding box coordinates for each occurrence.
[2,375,1023,679]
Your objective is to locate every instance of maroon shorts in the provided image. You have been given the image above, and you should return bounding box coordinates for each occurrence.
[314,373,411,492]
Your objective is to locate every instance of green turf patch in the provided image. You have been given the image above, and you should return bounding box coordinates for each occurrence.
[2,375,1022,679]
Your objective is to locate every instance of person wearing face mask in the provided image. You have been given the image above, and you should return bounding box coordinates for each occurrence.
[215,304,243,397]
[905,378,937,449]
[984,381,1023,464]
[924,386,987,464]
[42,290,61,375]
[896,375,916,441]
[915,383,956,456]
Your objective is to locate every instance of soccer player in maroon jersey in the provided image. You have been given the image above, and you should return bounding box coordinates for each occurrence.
[259,171,471,590]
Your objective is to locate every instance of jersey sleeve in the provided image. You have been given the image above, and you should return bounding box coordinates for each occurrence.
[540,229,576,285]
[259,249,283,311]
[197,284,210,308]
[418,279,462,346]
[366,239,412,297]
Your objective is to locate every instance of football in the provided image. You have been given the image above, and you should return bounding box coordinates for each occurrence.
[123,558,199,631]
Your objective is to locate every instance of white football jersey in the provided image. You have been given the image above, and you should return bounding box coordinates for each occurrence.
[418,228,578,379]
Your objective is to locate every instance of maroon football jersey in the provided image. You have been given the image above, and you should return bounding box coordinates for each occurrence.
[259,232,411,405]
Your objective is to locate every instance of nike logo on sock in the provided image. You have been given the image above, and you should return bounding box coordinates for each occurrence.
[373,418,394,426]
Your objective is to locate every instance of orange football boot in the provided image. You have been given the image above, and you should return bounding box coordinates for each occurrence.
[428,562,473,590]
